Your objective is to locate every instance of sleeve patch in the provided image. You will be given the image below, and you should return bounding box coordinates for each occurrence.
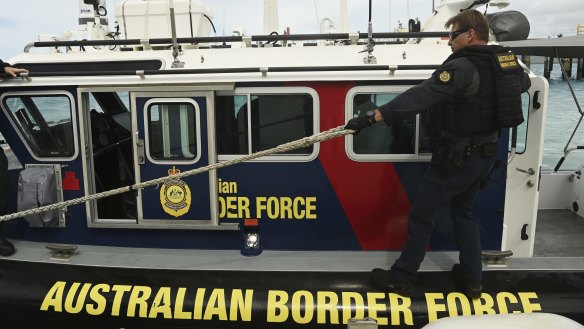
[497,53,520,71]
[436,70,453,85]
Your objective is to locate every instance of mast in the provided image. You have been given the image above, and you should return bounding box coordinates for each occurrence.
[339,0,349,33]
[263,0,279,34]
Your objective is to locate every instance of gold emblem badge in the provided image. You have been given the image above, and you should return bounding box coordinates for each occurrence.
[160,166,191,218]
[439,71,451,83]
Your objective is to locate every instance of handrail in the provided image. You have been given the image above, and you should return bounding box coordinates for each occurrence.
[6,64,440,79]
[24,32,449,52]
[552,47,584,172]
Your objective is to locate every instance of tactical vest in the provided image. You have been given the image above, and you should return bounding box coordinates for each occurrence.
[439,45,525,136]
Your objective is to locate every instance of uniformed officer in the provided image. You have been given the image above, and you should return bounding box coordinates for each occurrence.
[345,9,530,298]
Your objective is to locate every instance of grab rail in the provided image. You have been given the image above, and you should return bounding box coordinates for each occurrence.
[24,32,449,52]
[9,64,440,79]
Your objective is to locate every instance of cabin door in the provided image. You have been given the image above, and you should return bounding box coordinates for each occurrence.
[132,92,218,226]
[503,76,549,257]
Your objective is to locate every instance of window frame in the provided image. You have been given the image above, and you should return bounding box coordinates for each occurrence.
[509,91,531,155]
[346,86,432,162]
[216,87,320,162]
[0,90,79,161]
[143,98,202,165]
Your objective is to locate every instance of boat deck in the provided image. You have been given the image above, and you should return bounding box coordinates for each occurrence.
[4,209,584,272]
[535,209,584,257]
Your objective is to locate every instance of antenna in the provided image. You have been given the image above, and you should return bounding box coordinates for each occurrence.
[169,0,184,68]
[362,0,376,64]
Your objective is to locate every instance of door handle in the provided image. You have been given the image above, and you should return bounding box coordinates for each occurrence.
[516,167,535,175]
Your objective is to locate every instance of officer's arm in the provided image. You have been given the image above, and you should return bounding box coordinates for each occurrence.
[375,58,477,126]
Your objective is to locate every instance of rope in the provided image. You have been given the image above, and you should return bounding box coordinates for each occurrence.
[0,126,354,222]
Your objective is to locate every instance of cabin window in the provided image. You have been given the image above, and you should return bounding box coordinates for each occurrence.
[349,91,432,158]
[215,89,317,160]
[512,92,530,154]
[146,101,198,161]
[3,94,75,158]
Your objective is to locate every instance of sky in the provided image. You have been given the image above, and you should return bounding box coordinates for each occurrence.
[0,0,582,60]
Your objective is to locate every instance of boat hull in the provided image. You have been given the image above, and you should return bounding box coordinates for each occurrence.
[0,258,582,328]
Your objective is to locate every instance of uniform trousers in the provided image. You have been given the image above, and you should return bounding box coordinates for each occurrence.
[391,151,497,283]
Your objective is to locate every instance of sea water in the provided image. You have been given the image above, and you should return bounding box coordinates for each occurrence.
[531,63,584,171]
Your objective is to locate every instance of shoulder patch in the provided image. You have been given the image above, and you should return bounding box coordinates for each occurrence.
[496,52,520,71]
[437,70,453,84]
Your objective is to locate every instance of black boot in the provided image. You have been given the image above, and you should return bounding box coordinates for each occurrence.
[370,268,414,297]
[0,223,15,257]
[451,264,482,299]
[0,236,14,257]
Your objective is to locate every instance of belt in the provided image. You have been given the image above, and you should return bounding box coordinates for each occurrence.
[441,131,498,145]
[465,142,498,157]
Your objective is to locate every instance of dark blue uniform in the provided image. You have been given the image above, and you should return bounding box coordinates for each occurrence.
[377,54,529,285]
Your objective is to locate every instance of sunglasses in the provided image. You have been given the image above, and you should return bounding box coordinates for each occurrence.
[449,28,471,41]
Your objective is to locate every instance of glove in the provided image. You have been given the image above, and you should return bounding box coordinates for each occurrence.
[344,116,372,131]
[344,110,376,132]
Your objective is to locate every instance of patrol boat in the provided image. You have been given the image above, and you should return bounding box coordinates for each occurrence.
[0,0,582,328]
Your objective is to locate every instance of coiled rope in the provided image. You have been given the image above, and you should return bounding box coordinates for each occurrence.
[0,126,354,223]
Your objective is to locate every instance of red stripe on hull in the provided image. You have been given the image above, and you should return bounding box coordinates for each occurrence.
[311,82,411,250]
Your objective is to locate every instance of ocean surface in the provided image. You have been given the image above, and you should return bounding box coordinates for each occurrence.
[531,63,584,171]
[2,62,583,171]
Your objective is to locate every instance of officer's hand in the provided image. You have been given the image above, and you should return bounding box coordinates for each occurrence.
[344,116,373,132]
[4,67,28,78]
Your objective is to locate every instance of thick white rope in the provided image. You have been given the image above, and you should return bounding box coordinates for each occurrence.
[0,126,354,222]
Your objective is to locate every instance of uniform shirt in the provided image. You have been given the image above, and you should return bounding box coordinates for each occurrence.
[0,60,11,69]
[378,57,480,127]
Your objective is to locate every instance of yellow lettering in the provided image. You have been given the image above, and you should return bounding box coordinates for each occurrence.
[230,289,253,321]
[254,196,317,220]
[498,54,515,61]
[238,197,251,218]
[87,284,110,315]
[174,287,192,320]
[367,293,388,326]
[280,197,293,219]
[40,281,67,312]
[267,290,289,323]
[518,292,541,313]
[193,288,206,320]
[267,197,280,219]
[342,292,365,324]
[317,291,339,324]
[425,293,447,322]
[218,197,226,218]
[64,282,91,314]
[148,287,173,319]
[446,293,471,317]
[127,286,152,318]
[218,179,237,194]
[306,197,317,219]
[291,290,314,324]
[293,198,305,219]
[389,293,413,325]
[204,289,228,320]
[496,292,519,314]
[111,285,132,316]
[473,294,496,315]
[217,196,250,219]
[256,197,267,219]
[226,197,238,219]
